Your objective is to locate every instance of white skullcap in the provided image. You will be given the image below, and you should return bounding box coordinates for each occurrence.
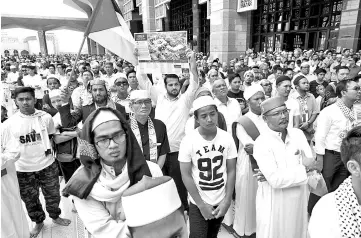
[47,74,59,80]
[244,84,265,100]
[129,90,150,101]
[48,89,61,99]
[92,110,120,131]
[122,176,181,227]
[192,96,216,112]
[10,65,16,69]
[301,62,310,67]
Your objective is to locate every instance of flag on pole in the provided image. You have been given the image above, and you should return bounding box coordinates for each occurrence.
[64,0,138,65]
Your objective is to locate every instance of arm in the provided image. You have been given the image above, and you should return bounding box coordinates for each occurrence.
[253,137,308,189]
[58,103,83,128]
[73,196,129,238]
[314,110,332,156]
[53,132,77,144]
[1,125,20,165]
[156,154,166,169]
[183,52,199,107]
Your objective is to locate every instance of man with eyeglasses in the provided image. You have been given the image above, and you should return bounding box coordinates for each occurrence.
[253,97,316,238]
[315,79,361,189]
[112,77,131,115]
[260,79,272,99]
[129,90,170,169]
[58,79,126,128]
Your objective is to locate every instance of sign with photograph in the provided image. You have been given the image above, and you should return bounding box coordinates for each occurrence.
[237,0,257,12]
[134,31,189,74]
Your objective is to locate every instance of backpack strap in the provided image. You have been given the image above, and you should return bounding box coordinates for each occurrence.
[235,116,261,171]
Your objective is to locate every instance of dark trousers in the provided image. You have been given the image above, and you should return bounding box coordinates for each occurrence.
[58,159,81,183]
[308,149,349,214]
[17,161,61,223]
[35,99,43,110]
[162,152,189,212]
[189,202,224,238]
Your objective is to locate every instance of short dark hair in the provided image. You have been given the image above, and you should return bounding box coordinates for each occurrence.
[283,68,293,74]
[336,66,350,73]
[104,61,113,67]
[336,80,352,98]
[14,87,35,99]
[126,70,136,78]
[228,74,241,84]
[164,74,180,86]
[314,68,326,75]
[48,64,55,69]
[57,64,66,70]
[47,77,60,86]
[272,65,282,72]
[341,126,361,165]
[194,105,218,119]
[353,75,361,83]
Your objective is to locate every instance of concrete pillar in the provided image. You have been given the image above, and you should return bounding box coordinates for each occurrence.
[87,37,91,55]
[89,39,97,55]
[97,43,105,55]
[37,30,48,56]
[141,0,156,32]
[337,0,361,51]
[209,0,251,62]
[192,0,200,52]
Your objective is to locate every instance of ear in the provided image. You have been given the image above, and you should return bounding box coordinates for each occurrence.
[347,160,360,177]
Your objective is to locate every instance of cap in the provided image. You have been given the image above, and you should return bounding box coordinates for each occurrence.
[244,84,265,100]
[122,176,182,227]
[300,62,310,68]
[192,96,216,112]
[275,75,291,86]
[261,97,286,114]
[129,90,150,101]
[92,110,120,131]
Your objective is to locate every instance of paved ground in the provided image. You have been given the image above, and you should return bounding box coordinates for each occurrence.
[24,180,235,238]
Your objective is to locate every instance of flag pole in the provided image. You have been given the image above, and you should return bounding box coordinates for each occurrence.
[66,0,104,91]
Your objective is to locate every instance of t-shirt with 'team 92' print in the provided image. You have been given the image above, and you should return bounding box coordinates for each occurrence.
[178,128,237,206]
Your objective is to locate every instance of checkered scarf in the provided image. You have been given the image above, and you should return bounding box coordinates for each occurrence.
[336,99,356,123]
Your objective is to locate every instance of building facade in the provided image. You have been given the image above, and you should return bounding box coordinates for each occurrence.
[123,0,360,62]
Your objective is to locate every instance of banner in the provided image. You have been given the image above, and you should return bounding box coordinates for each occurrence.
[237,0,257,12]
[134,31,189,74]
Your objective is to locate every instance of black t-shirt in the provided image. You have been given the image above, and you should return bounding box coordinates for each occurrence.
[309,80,328,98]
[227,90,244,103]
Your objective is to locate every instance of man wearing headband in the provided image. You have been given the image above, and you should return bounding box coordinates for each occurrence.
[253,97,317,238]
[179,96,237,238]
[63,107,162,237]
[122,176,187,238]
[129,90,170,168]
[233,84,266,238]
[309,126,361,238]
[58,79,126,128]
[155,51,199,213]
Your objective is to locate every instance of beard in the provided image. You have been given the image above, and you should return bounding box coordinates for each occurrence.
[167,88,180,97]
[94,95,107,104]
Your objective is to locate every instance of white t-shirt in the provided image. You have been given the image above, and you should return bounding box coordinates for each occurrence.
[7,111,56,172]
[178,128,237,206]
[22,74,47,99]
[285,97,301,129]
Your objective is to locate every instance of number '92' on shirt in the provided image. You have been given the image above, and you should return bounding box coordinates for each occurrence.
[178,128,237,206]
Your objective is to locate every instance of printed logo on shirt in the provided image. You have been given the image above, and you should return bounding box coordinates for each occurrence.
[196,144,225,191]
[19,129,42,145]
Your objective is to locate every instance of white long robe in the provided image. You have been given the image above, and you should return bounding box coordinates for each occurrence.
[1,121,30,238]
[253,127,312,238]
[234,111,267,236]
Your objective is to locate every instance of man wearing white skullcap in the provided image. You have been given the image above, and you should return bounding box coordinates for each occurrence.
[122,176,187,238]
[129,90,170,168]
[233,84,267,237]
[7,65,19,83]
[179,96,237,238]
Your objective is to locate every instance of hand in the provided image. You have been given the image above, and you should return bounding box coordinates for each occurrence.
[299,122,309,130]
[199,202,215,220]
[253,169,267,182]
[43,104,51,110]
[134,48,139,57]
[314,154,324,172]
[187,51,197,72]
[212,199,231,219]
[60,88,71,104]
[244,143,254,155]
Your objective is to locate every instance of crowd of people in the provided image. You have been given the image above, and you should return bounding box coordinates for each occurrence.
[1,46,361,238]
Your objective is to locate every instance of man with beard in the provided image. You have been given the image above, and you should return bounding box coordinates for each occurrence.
[290,75,319,143]
[233,85,267,238]
[58,79,126,128]
[91,61,103,79]
[155,51,198,214]
[253,97,316,238]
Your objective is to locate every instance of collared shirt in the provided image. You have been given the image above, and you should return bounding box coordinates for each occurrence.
[7,72,19,83]
[22,74,46,99]
[111,94,131,113]
[285,97,301,129]
[214,97,242,133]
[136,119,170,161]
[290,91,319,122]
[155,74,198,152]
[315,102,354,154]
[101,160,122,180]
[71,85,93,110]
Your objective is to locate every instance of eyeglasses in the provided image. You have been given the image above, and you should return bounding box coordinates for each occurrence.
[95,132,126,148]
[266,109,290,117]
[133,99,152,106]
[115,81,129,86]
